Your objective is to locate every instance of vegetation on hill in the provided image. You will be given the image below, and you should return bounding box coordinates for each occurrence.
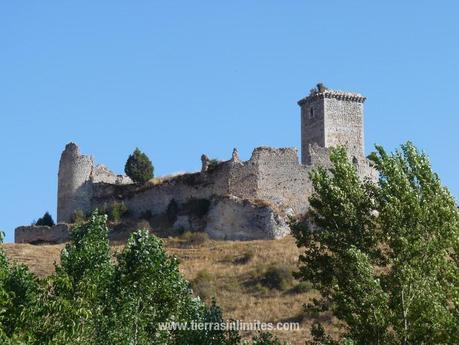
[125,147,154,184]
[292,143,459,344]
[4,236,316,345]
[0,213,286,344]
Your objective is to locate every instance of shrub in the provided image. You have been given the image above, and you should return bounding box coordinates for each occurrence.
[206,159,220,173]
[124,147,154,184]
[180,231,209,247]
[233,247,256,265]
[261,264,293,290]
[35,212,55,227]
[71,209,87,224]
[251,332,288,345]
[290,281,313,294]
[191,270,216,300]
[109,201,128,222]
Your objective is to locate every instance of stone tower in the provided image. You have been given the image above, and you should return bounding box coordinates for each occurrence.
[298,84,366,165]
[57,143,94,223]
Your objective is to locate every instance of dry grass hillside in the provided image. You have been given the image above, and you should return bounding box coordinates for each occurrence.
[3,235,339,344]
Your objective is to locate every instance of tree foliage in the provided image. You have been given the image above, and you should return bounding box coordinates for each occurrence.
[292,142,459,344]
[0,215,283,344]
[124,148,154,184]
[35,212,55,227]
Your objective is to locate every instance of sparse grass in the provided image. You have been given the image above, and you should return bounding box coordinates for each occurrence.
[2,236,340,344]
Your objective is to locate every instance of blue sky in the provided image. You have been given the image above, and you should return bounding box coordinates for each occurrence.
[1,1,458,242]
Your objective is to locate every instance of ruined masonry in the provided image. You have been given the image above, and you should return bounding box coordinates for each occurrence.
[15,84,375,243]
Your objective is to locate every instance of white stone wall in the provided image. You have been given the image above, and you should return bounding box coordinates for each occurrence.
[57,143,94,223]
[205,196,290,240]
[250,147,312,215]
[57,143,132,223]
[325,98,365,159]
[300,97,326,165]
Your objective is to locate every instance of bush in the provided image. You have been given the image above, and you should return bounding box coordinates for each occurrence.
[206,159,220,173]
[251,332,288,345]
[35,212,55,226]
[109,201,128,222]
[124,147,154,184]
[261,264,293,290]
[233,247,256,265]
[71,209,87,224]
[180,231,209,247]
[191,270,216,300]
[291,281,313,294]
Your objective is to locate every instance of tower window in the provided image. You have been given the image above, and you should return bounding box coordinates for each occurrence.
[310,108,314,119]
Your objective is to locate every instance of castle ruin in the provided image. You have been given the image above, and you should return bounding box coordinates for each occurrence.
[15,84,374,243]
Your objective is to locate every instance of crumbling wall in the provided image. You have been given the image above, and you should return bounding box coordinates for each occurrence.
[205,196,290,240]
[57,143,132,223]
[250,147,312,215]
[228,152,259,200]
[90,160,233,219]
[15,223,71,244]
[57,143,94,223]
[91,165,132,184]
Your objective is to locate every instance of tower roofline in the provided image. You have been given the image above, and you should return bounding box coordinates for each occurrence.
[298,88,366,106]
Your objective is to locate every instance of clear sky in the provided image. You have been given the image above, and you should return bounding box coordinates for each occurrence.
[1,1,458,242]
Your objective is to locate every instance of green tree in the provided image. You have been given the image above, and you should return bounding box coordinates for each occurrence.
[0,231,42,343]
[0,215,285,345]
[35,212,55,226]
[124,148,154,184]
[292,143,459,344]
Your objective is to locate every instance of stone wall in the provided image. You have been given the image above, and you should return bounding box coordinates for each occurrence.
[15,223,71,244]
[250,147,312,214]
[57,143,133,223]
[300,97,326,165]
[57,143,94,223]
[89,147,314,221]
[205,196,290,240]
[325,97,365,160]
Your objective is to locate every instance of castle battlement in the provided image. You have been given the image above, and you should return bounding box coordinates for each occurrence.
[298,88,366,105]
